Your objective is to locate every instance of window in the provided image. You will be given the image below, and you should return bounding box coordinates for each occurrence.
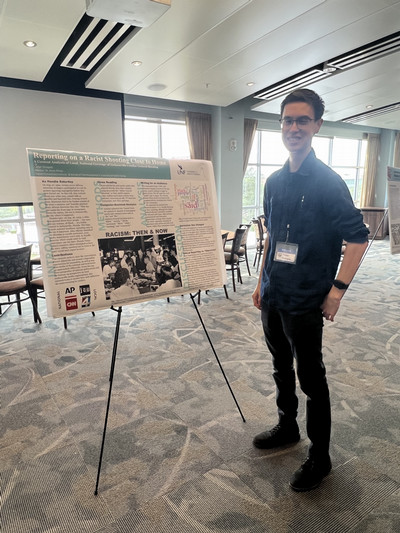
[243,130,367,224]
[0,204,39,256]
[243,131,286,224]
[125,117,190,159]
[313,136,367,206]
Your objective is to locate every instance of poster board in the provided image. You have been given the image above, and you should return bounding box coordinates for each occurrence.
[28,149,227,318]
[387,166,400,254]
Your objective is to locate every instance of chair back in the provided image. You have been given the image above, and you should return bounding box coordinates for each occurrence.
[221,232,229,249]
[0,245,32,283]
[258,214,267,235]
[252,218,262,243]
[228,227,246,261]
[238,223,251,246]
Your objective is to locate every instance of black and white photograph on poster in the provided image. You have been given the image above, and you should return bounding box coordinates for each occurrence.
[98,232,182,302]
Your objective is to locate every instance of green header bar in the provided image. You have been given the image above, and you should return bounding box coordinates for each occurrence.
[27,149,171,180]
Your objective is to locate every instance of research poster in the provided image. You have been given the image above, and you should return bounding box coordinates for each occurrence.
[387,166,400,254]
[28,149,226,318]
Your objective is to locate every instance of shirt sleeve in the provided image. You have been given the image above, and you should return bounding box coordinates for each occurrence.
[323,172,369,243]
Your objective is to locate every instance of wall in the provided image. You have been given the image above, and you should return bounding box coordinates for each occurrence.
[218,102,246,230]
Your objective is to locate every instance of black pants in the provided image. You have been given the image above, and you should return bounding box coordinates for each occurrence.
[261,305,331,459]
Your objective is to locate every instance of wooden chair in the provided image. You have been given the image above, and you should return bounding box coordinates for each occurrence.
[258,214,267,236]
[252,217,265,272]
[221,232,230,299]
[0,245,41,322]
[224,227,246,292]
[29,277,54,326]
[196,232,229,303]
[224,223,251,276]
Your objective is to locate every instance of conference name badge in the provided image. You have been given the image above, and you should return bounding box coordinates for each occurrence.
[274,242,298,264]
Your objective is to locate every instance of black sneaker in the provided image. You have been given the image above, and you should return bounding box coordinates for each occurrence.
[289,456,332,492]
[253,423,300,449]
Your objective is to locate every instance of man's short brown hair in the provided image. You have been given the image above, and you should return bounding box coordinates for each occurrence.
[280,89,325,120]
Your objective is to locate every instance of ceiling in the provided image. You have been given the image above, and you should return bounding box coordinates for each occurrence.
[1,0,400,129]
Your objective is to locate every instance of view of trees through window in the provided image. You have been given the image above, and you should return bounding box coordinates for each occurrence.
[243,130,367,224]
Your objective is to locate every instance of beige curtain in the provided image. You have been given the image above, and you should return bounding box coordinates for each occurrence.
[394,131,400,168]
[359,133,380,207]
[243,118,258,174]
[185,112,212,160]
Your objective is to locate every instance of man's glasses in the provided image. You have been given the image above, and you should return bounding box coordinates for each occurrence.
[279,116,316,128]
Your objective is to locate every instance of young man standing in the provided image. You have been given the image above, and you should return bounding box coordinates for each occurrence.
[252,89,369,492]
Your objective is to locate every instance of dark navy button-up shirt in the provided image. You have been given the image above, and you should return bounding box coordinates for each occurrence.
[261,149,369,313]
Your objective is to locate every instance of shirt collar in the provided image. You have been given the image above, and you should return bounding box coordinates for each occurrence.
[283,148,316,177]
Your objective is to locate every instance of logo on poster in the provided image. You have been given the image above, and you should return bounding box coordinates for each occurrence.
[81,296,91,307]
[65,295,78,310]
[79,284,90,296]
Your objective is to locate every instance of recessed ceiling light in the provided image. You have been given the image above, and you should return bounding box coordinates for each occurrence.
[131,60,142,66]
[247,82,255,87]
[148,83,167,91]
[366,104,373,109]
[23,40,37,48]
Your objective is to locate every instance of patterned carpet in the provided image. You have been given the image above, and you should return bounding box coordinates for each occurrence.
[1,240,400,532]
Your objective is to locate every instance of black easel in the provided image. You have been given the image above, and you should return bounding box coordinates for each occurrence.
[94,306,122,496]
[189,292,246,423]
[94,297,245,495]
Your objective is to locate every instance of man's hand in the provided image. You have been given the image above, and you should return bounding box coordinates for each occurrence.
[322,240,367,321]
[320,289,342,321]
[252,285,262,310]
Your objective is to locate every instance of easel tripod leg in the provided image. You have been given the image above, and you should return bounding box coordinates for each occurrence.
[189,294,246,423]
[94,306,123,495]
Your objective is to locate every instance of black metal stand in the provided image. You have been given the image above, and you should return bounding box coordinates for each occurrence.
[94,296,246,494]
[94,306,122,496]
[189,293,246,423]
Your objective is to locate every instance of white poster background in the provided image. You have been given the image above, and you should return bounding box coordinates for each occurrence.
[28,149,227,318]
[387,166,400,254]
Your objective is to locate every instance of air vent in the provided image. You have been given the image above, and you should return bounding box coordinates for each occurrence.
[329,32,400,70]
[255,68,330,101]
[61,15,139,72]
[254,31,400,103]
[342,102,400,124]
